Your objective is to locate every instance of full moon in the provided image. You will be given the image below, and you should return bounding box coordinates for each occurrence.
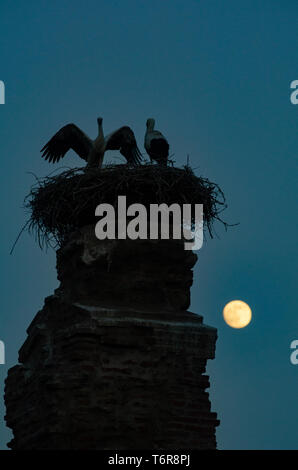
[223,300,252,329]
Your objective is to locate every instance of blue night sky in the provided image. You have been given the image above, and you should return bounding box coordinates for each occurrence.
[0,0,297,449]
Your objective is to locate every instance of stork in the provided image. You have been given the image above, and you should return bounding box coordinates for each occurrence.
[144,118,169,166]
[41,118,142,168]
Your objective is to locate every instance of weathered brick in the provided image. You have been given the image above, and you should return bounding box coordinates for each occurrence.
[4,228,219,449]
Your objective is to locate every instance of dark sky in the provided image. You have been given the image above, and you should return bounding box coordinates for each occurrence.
[0,0,297,449]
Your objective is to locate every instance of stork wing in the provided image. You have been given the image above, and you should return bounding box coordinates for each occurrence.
[41,123,93,163]
[105,126,142,165]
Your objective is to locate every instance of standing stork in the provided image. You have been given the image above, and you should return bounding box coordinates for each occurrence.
[144,118,169,166]
[41,117,142,168]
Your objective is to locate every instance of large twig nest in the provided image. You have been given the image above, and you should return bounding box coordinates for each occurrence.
[24,164,229,249]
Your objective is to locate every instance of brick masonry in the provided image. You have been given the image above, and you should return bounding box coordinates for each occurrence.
[4,226,219,449]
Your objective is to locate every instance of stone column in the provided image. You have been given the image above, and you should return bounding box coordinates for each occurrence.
[4,226,219,450]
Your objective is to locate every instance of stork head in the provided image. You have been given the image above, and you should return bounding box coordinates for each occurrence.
[97,117,103,127]
[146,118,155,131]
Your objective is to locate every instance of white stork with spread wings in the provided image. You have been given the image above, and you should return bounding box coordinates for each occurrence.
[41,118,142,168]
[144,118,169,166]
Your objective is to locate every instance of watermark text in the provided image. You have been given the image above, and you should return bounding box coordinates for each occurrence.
[290,80,298,104]
[0,340,5,364]
[290,340,298,365]
[95,196,203,251]
[0,81,5,104]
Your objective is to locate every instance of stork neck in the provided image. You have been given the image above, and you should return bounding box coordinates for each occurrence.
[146,119,155,132]
[147,123,154,132]
[95,122,104,145]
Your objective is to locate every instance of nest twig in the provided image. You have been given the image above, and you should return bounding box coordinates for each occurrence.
[22,164,230,250]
